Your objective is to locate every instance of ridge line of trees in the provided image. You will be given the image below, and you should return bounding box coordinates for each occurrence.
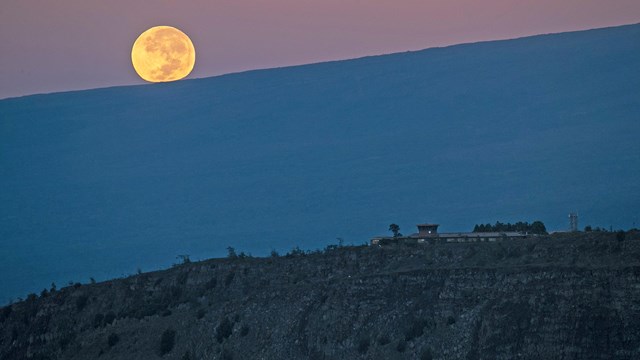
[473,221,547,235]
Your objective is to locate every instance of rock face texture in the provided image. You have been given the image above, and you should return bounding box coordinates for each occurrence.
[1,232,639,359]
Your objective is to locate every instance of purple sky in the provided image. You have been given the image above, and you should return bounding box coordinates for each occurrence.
[1,0,639,99]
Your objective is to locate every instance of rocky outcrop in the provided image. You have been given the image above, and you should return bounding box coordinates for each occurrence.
[1,232,639,359]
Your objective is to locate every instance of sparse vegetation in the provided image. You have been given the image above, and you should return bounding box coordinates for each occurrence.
[177,255,191,264]
[421,348,433,360]
[357,337,370,354]
[377,334,390,346]
[104,311,116,325]
[197,308,206,319]
[325,244,339,251]
[216,317,233,343]
[584,225,611,232]
[93,313,104,328]
[205,278,217,290]
[240,324,250,337]
[405,319,428,341]
[220,348,234,360]
[224,272,235,287]
[76,295,89,311]
[160,329,176,355]
[0,305,12,323]
[59,332,75,350]
[170,285,182,299]
[286,246,305,257]
[107,332,119,347]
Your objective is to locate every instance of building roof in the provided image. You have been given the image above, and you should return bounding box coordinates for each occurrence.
[409,231,526,238]
[416,223,439,227]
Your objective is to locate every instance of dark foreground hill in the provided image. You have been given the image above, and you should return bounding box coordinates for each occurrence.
[1,232,639,359]
[1,23,640,303]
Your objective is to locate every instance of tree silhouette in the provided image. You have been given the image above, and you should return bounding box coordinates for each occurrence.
[389,224,402,237]
[530,221,547,235]
[472,221,547,234]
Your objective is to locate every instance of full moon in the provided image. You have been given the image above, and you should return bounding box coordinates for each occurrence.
[131,26,195,82]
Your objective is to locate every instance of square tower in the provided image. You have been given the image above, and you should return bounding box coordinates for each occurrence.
[417,223,439,236]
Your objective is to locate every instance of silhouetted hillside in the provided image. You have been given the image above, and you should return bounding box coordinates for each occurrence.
[1,232,639,359]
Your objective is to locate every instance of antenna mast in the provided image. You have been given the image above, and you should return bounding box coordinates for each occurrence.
[569,213,578,232]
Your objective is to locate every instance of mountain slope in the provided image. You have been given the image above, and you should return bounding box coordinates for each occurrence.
[1,23,639,302]
[1,233,639,359]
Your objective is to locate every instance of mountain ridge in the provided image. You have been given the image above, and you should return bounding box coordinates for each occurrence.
[3,22,638,101]
[1,23,639,303]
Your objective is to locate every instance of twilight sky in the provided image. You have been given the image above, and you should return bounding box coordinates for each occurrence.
[1,0,639,99]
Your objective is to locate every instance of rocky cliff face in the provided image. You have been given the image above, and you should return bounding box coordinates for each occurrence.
[1,232,639,359]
